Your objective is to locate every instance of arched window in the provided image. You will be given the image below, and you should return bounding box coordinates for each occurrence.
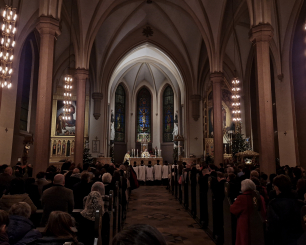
[115,85,125,142]
[137,87,151,142]
[163,86,174,142]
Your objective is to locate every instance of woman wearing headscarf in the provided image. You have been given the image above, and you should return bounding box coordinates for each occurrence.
[77,191,104,245]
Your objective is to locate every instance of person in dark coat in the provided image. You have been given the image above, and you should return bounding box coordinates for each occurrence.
[0,210,9,245]
[73,172,91,209]
[7,202,41,245]
[66,169,81,190]
[25,178,41,209]
[267,174,303,245]
[0,167,15,197]
[29,211,83,245]
[41,174,74,226]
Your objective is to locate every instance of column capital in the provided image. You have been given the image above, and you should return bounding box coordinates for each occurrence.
[36,16,60,37]
[92,92,103,120]
[74,69,89,81]
[190,94,201,121]
[190,94,201,102]
[249,23,274,43]
[210,72,224,83]
[92,92,103,100]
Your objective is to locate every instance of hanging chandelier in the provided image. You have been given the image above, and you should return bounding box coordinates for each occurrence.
[232,77,241,122]
[63,1,73,121]
[0,6,17,88]
[63,74,73,120]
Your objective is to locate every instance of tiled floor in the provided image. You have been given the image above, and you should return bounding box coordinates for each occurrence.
[124,186,215,245]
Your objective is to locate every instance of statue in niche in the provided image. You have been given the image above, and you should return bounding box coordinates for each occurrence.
[66,140,70,156]
[110,110,115,141]
[57,141,61,155]
[172,113,178,140]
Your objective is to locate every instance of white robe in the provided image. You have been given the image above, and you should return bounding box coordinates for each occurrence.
[133,166,139,179]
[154,164,162,180]
[162,165,169,179]
[146,166,154,181]
[138,165,146,181]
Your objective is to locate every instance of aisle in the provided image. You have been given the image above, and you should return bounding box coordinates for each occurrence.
[124,186,215,245]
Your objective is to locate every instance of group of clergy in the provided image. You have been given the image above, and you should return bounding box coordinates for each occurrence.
[132,161,169,184]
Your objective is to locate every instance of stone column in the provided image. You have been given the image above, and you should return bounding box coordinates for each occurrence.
[190,95,201,121]
[211,72,224,165]
[34,17,60,174]
[74,69,89,167]
[250,24,276,175]
[92,92,103,120]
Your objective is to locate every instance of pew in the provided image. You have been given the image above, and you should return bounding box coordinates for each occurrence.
[190,170,197,218]
[188,172,192,213]
[206,177,214,237]
[223,182,236,245]
[174,166,178,199]
[114,181,120,235]
[183,170,189,209]
[94,207,102,245]
[101,191,114,245]
[195,173,201,223]
[178,165,183,203]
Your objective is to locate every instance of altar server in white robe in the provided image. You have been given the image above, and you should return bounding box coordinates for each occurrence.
[146,162,154,185]
[138,160,146,184]
[162,161,169,186]
[132,162,139,180]
[154,160,162,185]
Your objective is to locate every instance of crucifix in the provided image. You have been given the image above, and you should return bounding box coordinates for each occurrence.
[284,131,287,136]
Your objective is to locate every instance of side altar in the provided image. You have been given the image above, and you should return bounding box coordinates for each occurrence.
[130,157,163,166]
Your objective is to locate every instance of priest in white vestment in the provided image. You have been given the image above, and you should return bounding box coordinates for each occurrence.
[123,151,130,164]
[141,149,150,158]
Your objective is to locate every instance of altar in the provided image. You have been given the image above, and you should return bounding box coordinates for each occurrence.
[130,157,163,166]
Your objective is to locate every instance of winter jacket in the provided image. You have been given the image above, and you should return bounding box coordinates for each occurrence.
[7,215,42,245]
[28,236,83,245]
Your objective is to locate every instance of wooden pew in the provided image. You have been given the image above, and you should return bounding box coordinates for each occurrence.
[207,177,214,237]
[190,170,197,218]
[188,172,192,213]
[101,191,114,245]
[178,165,183,204]
[195,173,201,223]
[94,207,102,245]
[174,166,178,199]
[183,170,189,209]
[114,181,119,235]
[223,182,236,245]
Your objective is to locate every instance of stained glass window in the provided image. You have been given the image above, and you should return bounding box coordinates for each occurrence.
[115,85,125,142]
[163,86,174,142]
[137,87,151,142]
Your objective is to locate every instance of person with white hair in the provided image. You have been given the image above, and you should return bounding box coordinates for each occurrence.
[230,179,258,245]
[102,173,113,195]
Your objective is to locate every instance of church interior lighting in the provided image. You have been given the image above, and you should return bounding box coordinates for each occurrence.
[0,5,17,89]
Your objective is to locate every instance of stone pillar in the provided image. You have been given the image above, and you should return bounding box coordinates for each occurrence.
[34,17,60,174]
[74,69,89,167]
[190,95,201,121]
[250,24,276,175]
[211,72,224,166]
[92,92,103,120]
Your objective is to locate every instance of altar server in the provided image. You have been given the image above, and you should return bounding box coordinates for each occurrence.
[162,161,169,186]
[132,162,139,179]
[138,161,146,184]
[123,151,131,164]
[154,160,162,185]
[146,162,154,185]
